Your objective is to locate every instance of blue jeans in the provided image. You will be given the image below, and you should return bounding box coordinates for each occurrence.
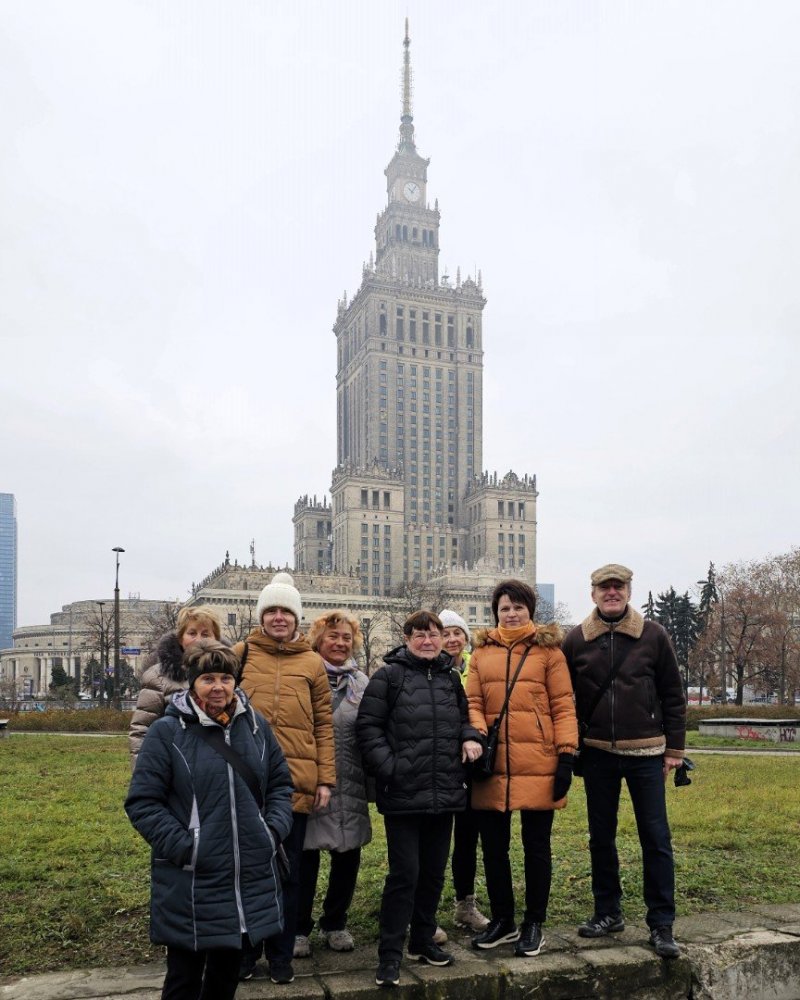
[582,747,675,928]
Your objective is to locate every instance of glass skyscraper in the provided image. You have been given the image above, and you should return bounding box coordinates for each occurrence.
[0,493,17,650]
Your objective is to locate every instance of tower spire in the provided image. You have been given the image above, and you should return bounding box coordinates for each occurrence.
[398,18,415,151]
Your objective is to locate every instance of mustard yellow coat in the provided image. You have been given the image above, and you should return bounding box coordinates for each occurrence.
[466,624,578,812]
[236,629,335,814]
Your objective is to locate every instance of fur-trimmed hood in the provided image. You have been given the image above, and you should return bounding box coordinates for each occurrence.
[151,631,186,683]
[472,622,564,650]
[580,606,644,643]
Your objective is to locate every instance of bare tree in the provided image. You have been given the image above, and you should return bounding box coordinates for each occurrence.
[81,607,128,703]
[222,602,259,644]
[141,601,183,653]
[390,578,449,634]
[359,610,393,675]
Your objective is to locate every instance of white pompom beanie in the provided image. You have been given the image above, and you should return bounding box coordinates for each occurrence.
[439,609,470,642]
[256,571,302,624]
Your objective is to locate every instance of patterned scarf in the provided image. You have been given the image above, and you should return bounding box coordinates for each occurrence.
[191,691,238,726]
[322,657,363,706]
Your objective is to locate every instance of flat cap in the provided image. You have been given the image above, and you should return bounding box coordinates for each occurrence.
[591,563,633,586]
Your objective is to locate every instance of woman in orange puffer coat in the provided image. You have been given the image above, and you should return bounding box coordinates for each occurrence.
[466,579,578,959]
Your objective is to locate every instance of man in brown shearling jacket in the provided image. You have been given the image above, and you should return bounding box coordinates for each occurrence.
[562,563,686,960]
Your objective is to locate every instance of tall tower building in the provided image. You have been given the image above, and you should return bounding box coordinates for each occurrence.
[0,493,18,650]
[294,23,538,598]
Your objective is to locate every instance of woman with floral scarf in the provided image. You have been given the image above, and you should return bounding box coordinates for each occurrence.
[294,611,371,958]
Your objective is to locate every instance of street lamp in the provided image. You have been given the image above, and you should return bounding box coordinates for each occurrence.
[95,601,105,701]
[112,547,125,710]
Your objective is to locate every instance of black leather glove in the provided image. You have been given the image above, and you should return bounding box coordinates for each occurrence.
[552,752,574,801]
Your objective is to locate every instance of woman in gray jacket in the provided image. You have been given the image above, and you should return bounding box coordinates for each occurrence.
[294,611,371,956]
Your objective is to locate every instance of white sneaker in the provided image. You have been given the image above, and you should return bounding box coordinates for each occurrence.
[293,934,312,958]
[323,928,355,951]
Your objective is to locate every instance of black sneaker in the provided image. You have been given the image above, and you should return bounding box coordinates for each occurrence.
[407,941,455,966]
[269,961,295,984]
[375,960,401,987]
[650,925,680,959]
[514,922,545,957]
[238,954,257,981]
[472,916,520,949]
[577,913,625,938]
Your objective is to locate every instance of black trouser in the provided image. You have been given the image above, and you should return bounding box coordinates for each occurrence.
[379,812,453,962]
[241,811,307,968]
[297,846,362,935]
[451,794,482,900]
[162,944,241,1000]
[478,809,554,924]
[582,747,675,928]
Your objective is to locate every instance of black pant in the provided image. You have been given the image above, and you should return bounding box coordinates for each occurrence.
[297,846,362,935]
[162,944,241,1000]
[582,747,675,928]
[379,812,453,962]
[451,796,482,899]
[242,811,307,968]
[478,809,554,924]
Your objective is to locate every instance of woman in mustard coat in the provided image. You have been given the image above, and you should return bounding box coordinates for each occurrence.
[466,579,578,959]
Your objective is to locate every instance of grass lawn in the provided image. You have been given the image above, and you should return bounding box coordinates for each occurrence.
[1,735,798,979]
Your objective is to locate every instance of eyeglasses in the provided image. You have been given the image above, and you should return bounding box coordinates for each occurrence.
[410,629,442,640]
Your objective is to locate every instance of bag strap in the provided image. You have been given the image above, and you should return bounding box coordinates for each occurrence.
[493,641,534,731]
[197,724,263,811]
[578,625,635,736]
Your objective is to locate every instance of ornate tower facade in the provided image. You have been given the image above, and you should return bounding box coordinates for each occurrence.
[295,23,538,599]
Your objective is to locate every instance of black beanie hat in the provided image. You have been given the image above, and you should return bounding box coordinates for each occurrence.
[182,639,240,688]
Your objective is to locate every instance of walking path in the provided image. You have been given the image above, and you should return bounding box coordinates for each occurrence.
[3,903,800,999]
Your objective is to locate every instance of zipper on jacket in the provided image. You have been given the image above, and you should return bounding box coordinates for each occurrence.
[609,626,616,748]
[429,666,438,811]
[225,727,248,933]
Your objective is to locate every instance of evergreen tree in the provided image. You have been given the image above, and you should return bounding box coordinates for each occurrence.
[642,591,656,620]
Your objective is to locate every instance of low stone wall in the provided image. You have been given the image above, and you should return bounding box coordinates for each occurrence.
[700,717,798,743]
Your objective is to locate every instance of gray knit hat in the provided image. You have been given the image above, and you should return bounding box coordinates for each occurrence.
[439,609,470,641]
[256,571,302,624]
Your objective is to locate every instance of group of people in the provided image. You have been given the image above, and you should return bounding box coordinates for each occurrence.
[125,563,687,997]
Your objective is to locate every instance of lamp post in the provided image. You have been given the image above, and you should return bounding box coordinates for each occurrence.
[112,547,125,710]
[95,601,106,702]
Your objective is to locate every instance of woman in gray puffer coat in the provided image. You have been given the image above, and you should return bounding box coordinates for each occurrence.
[128,606,221,769]
[295,611,371,957]
[125,640,293,1000]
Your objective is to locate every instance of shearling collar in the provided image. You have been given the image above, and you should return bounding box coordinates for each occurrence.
[472,622,564,650]
[581,607,645,643]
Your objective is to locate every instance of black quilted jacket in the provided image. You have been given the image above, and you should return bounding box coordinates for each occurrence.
[356,645,481,815]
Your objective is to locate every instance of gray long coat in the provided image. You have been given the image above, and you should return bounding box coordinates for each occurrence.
[303,666,372,852]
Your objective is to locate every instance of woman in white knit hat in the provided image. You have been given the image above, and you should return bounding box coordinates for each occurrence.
[439,609,490,934]
[234,572,335,985]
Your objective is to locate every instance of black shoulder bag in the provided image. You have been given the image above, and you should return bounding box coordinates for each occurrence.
[197,724,290,881]
[471,642,534,782]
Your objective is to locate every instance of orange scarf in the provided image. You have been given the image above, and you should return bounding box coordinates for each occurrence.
[496,621,536,647]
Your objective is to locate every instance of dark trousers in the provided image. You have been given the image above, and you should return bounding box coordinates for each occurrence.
[478,808,554,924]
[451,797,482,900]
[297,846,362,936]
[162,944,241,1000]
[379,812,453,962]
[582,747,675,928]
[242,812,307,968]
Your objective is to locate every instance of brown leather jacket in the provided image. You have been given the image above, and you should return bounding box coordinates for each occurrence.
[562,607,686,758]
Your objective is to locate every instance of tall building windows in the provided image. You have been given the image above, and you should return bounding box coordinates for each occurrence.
[447,315,455,347]
[409,309,417,342]
[422,311,430,344]
[396,306,404,340]
[434,313,442,346]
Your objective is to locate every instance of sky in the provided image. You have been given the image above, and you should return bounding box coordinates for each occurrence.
[2,0,798,630]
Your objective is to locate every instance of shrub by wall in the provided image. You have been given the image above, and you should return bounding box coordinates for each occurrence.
[4,708,131,733]
[687,703,800,730]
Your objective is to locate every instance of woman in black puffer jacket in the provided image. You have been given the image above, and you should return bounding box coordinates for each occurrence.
[356,611,483,987]
[125,640,293,1000]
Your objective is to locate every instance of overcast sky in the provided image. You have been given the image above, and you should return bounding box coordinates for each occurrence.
[2,0,798,630]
